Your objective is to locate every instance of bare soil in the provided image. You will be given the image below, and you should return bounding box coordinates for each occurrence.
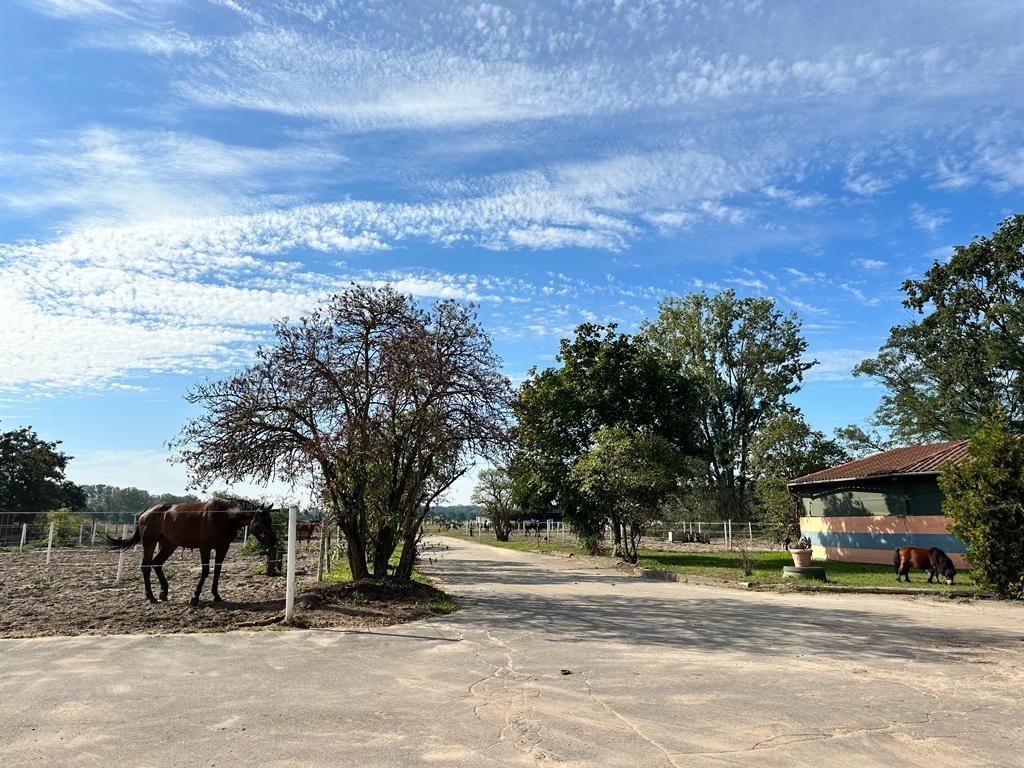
[0,544,450,638]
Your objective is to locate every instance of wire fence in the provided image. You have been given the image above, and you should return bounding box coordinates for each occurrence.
[432,518,784,552]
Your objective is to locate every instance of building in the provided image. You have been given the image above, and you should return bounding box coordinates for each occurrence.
[787,440,970,567]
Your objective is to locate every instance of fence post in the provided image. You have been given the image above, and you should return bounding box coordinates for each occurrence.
[45,522,55,564]
[115,523,128,581]
[79,523,84,546]
[91,521,97,545]
[668,530,673,543]
[243,525,248,546]
[697,521,701,534]
[285,505,298,623]
[20,523,27,552]
[748,521,753,541]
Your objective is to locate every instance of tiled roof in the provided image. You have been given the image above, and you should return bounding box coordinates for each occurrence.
[788,439,971,486]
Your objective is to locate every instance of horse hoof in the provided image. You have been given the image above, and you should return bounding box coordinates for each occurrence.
[159,593,168,601]
[147,597,158,604]
[189,598,199,608]
[212,595,223,603]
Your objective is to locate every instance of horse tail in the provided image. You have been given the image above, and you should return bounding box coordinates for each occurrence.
[892,548,900,569]
[105,527,141,550]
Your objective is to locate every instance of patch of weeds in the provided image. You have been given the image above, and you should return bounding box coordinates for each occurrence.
[427,596,458,614]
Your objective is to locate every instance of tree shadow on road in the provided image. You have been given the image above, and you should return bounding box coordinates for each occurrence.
[431,553,1021,663]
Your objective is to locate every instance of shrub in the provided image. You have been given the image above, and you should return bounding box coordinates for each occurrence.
[939,419,1024,599]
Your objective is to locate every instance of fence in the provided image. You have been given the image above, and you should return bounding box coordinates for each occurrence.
[433,518,780,551]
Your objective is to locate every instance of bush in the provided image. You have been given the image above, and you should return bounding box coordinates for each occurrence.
[939,419,1024,599]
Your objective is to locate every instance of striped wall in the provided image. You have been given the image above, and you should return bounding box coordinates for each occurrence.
[798,515,968,568]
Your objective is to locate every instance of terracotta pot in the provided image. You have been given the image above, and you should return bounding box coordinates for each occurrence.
[791,548,812,567]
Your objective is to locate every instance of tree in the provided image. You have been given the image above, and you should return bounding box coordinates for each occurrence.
[570,426,685,563]
[748,413,850,539]
[172,285,511,581]
[511,324,698,555]
[81,484,199,521]
[642,290,814,521]
[855,214,1024,442]
[939,418,1024,599]
[471,467,519,541]
[0,424,85,516]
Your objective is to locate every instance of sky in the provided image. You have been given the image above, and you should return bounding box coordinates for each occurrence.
[1,0,1022,506]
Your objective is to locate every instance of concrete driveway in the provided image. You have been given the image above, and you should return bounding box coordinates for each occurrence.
[2,536,1022,767]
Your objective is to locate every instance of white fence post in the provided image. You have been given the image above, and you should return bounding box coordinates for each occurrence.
[78,523,84,546]
[243,525,248,546]
[91,521,97,545]
[285,504,298,623]
[45,522,55,564]
[20,523,27,552]
[748,521,753,541]
[316,513,327,582]
[115,523,128,581]
[668,530,673,543]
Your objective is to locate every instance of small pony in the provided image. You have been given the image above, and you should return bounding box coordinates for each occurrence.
[893,546,956,585]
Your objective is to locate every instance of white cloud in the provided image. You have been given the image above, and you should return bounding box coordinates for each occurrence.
[805,348,873,382]
[851,258,886,270]
[909,203,950,232]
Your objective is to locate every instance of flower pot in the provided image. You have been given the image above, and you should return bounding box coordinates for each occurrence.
[791,548,812,567]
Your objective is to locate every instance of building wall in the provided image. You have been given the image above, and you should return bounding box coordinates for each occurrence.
[794,475,967,567]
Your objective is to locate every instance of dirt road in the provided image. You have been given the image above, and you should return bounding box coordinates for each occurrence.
[1,536,1022,767]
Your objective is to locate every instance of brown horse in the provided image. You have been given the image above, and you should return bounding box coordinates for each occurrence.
[893,546,957,585]
[107,498,276,606]
[295,519,322,543]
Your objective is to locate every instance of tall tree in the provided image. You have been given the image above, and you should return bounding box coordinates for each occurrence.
[642,290,814,521]
[0,424,85,516]
[511,323,698,554]
[471,467,519,542]
[855,214,1024,441]
[172,286,511,581]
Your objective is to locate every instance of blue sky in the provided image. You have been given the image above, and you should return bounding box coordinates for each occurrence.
[1,0,1021,504]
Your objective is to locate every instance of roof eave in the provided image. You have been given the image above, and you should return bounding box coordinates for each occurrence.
[787,469,942,489]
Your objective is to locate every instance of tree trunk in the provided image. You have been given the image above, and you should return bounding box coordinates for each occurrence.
[394,534,418,581]
[342,522,370,581]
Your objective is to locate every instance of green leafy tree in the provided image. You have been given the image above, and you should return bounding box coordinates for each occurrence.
[570,426,685,562]
[748,413,850,539]
[173,286,511,582]
[0,424,85,516]
[471,467,519,541]
[855,214,1024,442]
[939,418,1024,598]
[642,290,814,521]
[511,324,698,554]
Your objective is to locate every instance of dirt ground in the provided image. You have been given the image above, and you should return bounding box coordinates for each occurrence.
[0,543,446,638]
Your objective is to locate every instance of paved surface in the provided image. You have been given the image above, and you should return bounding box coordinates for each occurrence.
[2,536,1023,767]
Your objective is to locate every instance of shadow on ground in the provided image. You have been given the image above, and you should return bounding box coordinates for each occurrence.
[429,551,1021,664]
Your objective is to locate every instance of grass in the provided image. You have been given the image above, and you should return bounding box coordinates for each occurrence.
[431,528,981,592]
[317,546,459,614]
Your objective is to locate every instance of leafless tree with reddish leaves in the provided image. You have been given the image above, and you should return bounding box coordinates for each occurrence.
[171,285,512,581]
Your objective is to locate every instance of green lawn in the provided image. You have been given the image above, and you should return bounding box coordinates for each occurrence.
[430,528,979,591]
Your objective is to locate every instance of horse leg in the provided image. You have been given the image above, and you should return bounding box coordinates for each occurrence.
[141,544,158,603]
[191,548,211,607]
[153,540,178,601]
[210,545,229,602]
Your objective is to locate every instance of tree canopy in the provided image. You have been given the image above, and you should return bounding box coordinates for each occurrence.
[173,285,511,581]
[0,424,85,516]
[471,467,519,542]
[855,214,1024,442]
[511,323,698,554]
[642,289,813,520]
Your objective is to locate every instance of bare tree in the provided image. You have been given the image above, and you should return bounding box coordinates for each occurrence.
[171,285,511,581]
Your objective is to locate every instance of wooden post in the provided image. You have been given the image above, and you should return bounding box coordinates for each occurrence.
[91,521,97,545]
[45,522,54,565]
[285,505,298,623]
[20,523,27,552]
[79,523,84,546]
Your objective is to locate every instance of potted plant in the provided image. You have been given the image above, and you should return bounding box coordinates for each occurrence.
[790,535,812,567]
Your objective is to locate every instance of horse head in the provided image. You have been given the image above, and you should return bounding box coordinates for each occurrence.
[942,562,956,585]
[247,504,277,552]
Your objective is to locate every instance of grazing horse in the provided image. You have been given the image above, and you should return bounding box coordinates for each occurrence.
[107,499,276,606]
[893,546,957,585]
